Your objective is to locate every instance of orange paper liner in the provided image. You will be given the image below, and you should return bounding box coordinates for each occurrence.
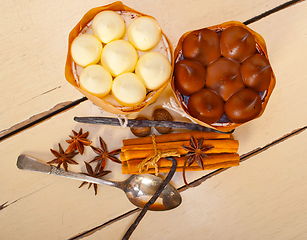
[171,21,276,132]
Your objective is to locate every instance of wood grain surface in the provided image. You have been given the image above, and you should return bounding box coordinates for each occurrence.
[1,0,306,239]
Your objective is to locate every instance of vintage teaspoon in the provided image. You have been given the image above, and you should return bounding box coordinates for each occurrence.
[17,154,181,211]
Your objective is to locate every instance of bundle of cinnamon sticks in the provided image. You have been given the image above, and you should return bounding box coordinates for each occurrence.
[121,131,240,174]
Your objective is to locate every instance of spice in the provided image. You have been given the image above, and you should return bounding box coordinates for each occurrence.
[121,131,239,175]
[121,139,238,161]
[74,116,234,133]
[130,117,152,137]
[79,161,111,195]
[47,143,78,171]
[152,108,173,134]
[122,131,233,146]
[66,128,91,155]
[122,154,239,174]
[182,135,213,185]
[90,136,121,173]
[137,134,180,175]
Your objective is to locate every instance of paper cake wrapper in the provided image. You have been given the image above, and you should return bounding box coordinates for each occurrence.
[65,1,174,115]
[171,21,276,132]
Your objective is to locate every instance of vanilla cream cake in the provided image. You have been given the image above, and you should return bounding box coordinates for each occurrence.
[70,10,172,111]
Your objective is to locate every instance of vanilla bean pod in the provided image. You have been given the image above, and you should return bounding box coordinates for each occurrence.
[74,117,234,134]
[122,157,178,240]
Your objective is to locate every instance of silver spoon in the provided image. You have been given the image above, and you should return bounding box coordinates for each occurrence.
[17,154,182,211]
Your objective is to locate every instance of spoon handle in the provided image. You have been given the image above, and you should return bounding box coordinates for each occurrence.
[17,154,118,188]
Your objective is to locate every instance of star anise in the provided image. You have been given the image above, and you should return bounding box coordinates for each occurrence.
[182,135,214,185]
[79,161,111,195]
[47,143,79,171]
[90,136,121,173]
[66,128,91,155]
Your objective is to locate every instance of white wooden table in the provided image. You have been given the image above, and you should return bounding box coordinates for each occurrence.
[1,0,307,239]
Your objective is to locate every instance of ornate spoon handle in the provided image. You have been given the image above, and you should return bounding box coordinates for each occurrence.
[17,154,118,188]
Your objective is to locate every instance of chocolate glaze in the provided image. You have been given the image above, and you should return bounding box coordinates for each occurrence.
[224,88,262,123]
[206,57,245,101]
[241,53,272,92]
[173,25,273,126]
[187,88,224,124]
[174,59,206,96]
[182,28,221,67]
[220,26,256,63]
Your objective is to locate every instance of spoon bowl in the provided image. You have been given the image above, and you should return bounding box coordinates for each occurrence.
[17,154,181,211]
[123,174,181,211]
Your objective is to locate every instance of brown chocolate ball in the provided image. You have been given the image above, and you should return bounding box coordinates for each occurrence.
[225,88,262,123]
[220,26,256,63]
[187,88,224,124]
[241,54,272,92]
[206,57,245,101]
[182,28,221,67]
[174,59,206,96]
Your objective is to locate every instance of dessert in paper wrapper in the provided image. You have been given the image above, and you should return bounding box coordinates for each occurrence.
[65,1,173,115]
[172,21,276,132]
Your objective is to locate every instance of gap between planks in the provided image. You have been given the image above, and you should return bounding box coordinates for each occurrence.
[243,0,305,25]
[0,97,87,142]
[0,182,57,211]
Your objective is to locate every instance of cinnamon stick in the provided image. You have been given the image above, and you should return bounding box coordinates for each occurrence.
[121,139,239,161]
[122,131,233,146]
[122,153,240,174]
[121,131,240,175]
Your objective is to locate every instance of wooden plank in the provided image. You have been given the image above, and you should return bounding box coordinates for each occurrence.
[232,0,307,154]
[0,102,135,240]
[74,1,307,238]
[68,0,307,238]
[1,0,306,239]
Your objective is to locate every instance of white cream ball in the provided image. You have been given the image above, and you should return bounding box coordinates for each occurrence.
[127,16,162,51]
[112,73,146,107]
[101,40,138,77]
[92,10,125,44]
[79,64,112,98]
[71,34,102,67]
[135,52,172,90]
